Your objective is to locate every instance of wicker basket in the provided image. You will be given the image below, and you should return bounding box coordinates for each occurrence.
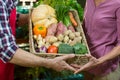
[29,9,90,65]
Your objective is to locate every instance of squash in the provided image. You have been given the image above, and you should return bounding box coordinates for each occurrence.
[31,4,58,28]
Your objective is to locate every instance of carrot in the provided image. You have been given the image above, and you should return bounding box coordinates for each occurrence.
[69,12,78,27]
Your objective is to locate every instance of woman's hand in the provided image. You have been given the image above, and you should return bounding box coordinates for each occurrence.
[72,46,120,74]
[71,54,101,74]
[47,54,76,72]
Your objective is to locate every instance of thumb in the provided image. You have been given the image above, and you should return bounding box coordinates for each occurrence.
[59,54,75,61]
[74,62,93,74]
[85,54,92,58]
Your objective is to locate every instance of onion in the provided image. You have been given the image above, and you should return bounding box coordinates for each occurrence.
[35,46,47,53]
[39,46,47,53]
[35,47,40,52]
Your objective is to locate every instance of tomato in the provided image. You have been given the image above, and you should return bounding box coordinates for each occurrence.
[33,24,47,38]
[47,45,58,53]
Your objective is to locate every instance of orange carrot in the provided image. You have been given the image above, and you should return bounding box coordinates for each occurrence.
[69,12,78,27]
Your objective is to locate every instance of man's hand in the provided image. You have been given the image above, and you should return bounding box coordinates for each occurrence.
[71,54,101,74]
[47,54,76,72]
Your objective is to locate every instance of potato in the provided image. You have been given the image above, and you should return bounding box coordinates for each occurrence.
[38,40,45,48]
[45,42,51,48]
[49,36,58,43]
[74,32,80,37]
[73,36,82,43]
[57,34,64,41]
[64,36,69,43]
[69,41,76,46]
[69,33,75,40]
[64,30,71,36]
[53,42,62,47]
[69,36,82,46]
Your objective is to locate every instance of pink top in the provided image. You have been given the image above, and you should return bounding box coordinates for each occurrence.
[84,0,120,76]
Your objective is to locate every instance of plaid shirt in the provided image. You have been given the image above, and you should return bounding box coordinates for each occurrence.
[0,0,18,63]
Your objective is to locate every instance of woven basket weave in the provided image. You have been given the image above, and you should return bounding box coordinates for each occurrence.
[29,9,90,65]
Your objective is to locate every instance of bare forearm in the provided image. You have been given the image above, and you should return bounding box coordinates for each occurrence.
[99,45,120,64]
[9,48,50,68]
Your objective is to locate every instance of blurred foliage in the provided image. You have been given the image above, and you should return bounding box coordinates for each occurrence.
[15,66,84,80]
[16,26,28,39]
[16,6,29,39]
[77,0,86,8]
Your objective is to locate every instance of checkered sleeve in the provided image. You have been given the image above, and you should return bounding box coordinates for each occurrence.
[0,1,18,63]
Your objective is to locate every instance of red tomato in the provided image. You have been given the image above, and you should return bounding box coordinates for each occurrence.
[47,45,58,53]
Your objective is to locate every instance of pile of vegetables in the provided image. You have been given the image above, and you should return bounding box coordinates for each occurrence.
[31,0,87,54]
[34,0,84,21]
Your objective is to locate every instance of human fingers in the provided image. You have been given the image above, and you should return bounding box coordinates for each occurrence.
[63,62,76,72]
[74,62,92,74]
[85,54,93,59]
[74,57,100,74]
[88,55,99,63]
[70,64,81,69]
[53,61,76,72]
[51,61,65,72]
[57,54,75,61]
[90,56,98,63]
[85,54,91,57]
[86,54,98,62]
